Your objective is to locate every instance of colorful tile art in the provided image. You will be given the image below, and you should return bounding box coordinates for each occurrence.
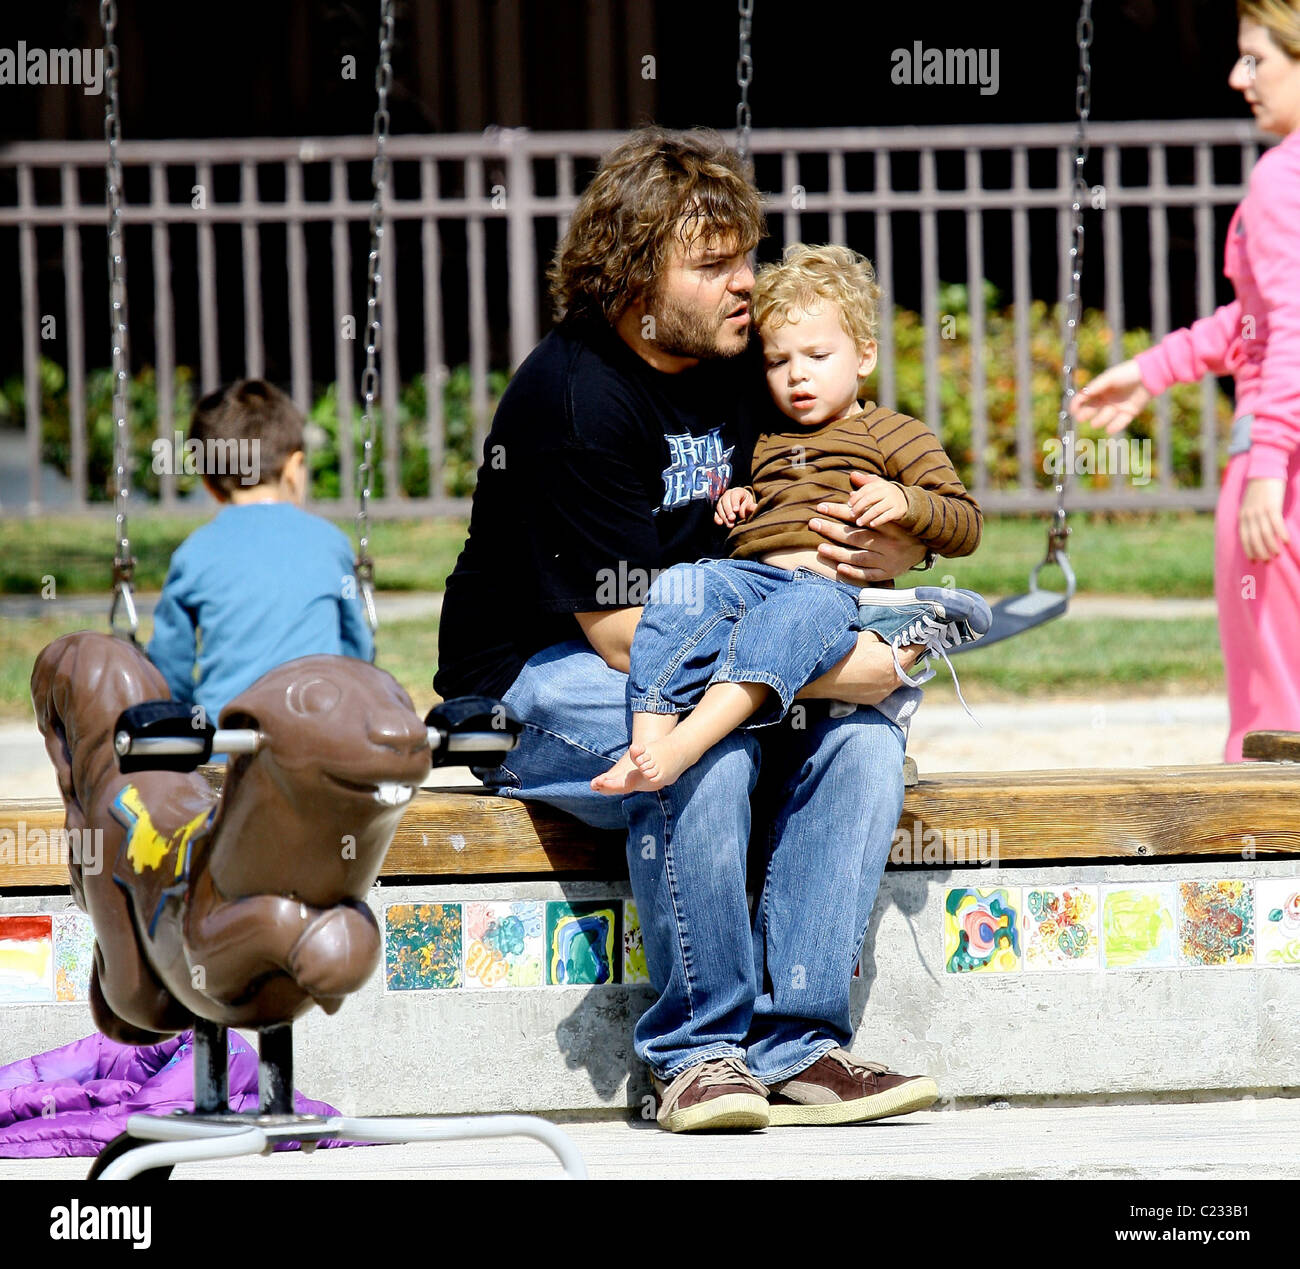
[1179,880,1254,967]
[384,903,463,990]
[1255,879,1300,967]
[622,900,650,985]
[1100,883,1178,970]
[53,911,95,1002]
[1022,886,1099,971]
[546,901,620,986]
[943,888,1020,973]
[0,915,55,1003]
[463,901,544,988]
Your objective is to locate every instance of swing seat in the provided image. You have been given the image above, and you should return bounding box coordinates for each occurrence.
[949,552,1076,654]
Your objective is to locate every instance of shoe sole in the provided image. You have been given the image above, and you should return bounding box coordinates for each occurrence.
[767,1076,939,1127]
[659,1092,770,1133]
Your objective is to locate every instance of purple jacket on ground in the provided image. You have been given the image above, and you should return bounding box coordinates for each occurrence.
[0,1030,351,1158]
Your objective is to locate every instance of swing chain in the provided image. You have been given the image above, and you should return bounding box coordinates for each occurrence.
[101,0,138,639]
[355,0,396,637]
[1046,0,1093,569]
[735,0,754,173]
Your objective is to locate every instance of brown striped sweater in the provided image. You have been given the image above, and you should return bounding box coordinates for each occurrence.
[727,402,983,564]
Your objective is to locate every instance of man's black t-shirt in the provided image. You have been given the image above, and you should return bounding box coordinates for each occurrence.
[434,315,771,701]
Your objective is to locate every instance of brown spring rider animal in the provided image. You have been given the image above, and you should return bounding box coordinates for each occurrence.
[31,630,432,1045]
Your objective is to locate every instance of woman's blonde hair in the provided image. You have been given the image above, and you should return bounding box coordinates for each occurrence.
[547,126,765,324]
[1238,0,1300,58]
[750,243,882,351]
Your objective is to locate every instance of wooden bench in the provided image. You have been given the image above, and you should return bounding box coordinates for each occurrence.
[5,740,1300,888]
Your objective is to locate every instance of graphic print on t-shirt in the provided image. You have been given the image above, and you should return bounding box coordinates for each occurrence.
[660,428,734,511]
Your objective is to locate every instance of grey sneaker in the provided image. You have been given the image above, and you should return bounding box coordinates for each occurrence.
[652,1056,770,1132]
[858,585,992,719]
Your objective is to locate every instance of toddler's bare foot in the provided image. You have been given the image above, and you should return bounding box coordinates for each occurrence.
[625,736,696,792]
[591,748,641,795]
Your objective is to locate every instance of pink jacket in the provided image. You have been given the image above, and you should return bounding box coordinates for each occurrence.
[1135,127,1300,480]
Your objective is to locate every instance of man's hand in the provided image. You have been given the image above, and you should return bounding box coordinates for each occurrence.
[1239,477,1290,562]
[715,486,757,527]
[810,472,927,584]
[847,473,908,528]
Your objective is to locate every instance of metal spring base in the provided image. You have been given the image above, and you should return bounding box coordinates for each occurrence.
[90,1017,586,1180]
[92,1110,587,1180]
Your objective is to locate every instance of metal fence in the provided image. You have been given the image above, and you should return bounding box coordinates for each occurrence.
[0,119,1271,517]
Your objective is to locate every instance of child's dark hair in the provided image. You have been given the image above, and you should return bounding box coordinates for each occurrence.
[190,379,303,499]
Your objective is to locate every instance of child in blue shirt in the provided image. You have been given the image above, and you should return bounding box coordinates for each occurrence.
[148,379,374,729]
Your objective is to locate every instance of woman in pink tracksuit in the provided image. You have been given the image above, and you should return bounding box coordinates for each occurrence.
[1072,3,1300,762]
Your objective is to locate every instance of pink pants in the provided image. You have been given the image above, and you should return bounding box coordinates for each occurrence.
[1215,450,1300,761]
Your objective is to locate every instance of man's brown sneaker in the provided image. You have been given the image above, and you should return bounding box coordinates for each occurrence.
[766,1048,938,1126]
[652,1056,770,1132]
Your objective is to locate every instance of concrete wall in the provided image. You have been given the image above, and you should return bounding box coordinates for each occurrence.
[3,859,1298,1115]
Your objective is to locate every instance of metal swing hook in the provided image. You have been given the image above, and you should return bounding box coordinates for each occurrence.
[354,554,379,635]
[1030,516,1077,599]
[110,558,139,641]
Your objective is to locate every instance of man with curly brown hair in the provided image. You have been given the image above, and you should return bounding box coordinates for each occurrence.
[436,126,940,1132]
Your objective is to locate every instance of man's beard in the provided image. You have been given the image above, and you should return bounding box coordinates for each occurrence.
[645,290,749,361]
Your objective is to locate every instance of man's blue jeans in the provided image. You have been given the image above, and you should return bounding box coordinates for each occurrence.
[475,637,905,1085]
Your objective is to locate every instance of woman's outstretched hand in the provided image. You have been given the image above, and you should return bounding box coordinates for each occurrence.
[1068,359,1152,434]
[1239,477,1290,563]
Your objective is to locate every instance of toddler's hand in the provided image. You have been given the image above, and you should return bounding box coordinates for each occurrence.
[847,474,907,527]
[715,486,757,527]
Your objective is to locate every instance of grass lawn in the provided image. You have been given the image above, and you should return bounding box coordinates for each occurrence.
[0,510,1213,598]
[927,512,1213,598]
[0,511,1221,723]
[0,515,471,597]
[921,615,1222,702]
[0,608,1223,724]
[0,611,446,725]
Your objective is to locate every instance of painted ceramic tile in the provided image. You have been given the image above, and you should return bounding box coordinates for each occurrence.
[53,911,95,1002]
[622,900,650,985]
[1101,883,1178,970]
[546,901,620,986]
[1022,886,1099,971]
[944,888,1020,973]
[0,914,55,1003]
[384,902,463,990]
[463,901,544,988]
[1256,878,1300,967]
[1179,880,1254,967]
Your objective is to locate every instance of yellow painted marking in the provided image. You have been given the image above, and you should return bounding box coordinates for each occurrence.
[117,785,211,876]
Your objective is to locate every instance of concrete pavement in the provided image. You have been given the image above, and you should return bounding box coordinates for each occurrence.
[1,1097,1295,1180]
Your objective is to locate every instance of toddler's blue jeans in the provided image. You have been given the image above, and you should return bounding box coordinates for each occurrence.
[629,557,933,727]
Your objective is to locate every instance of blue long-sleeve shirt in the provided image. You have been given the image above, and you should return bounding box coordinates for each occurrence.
[147,503,375,726]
